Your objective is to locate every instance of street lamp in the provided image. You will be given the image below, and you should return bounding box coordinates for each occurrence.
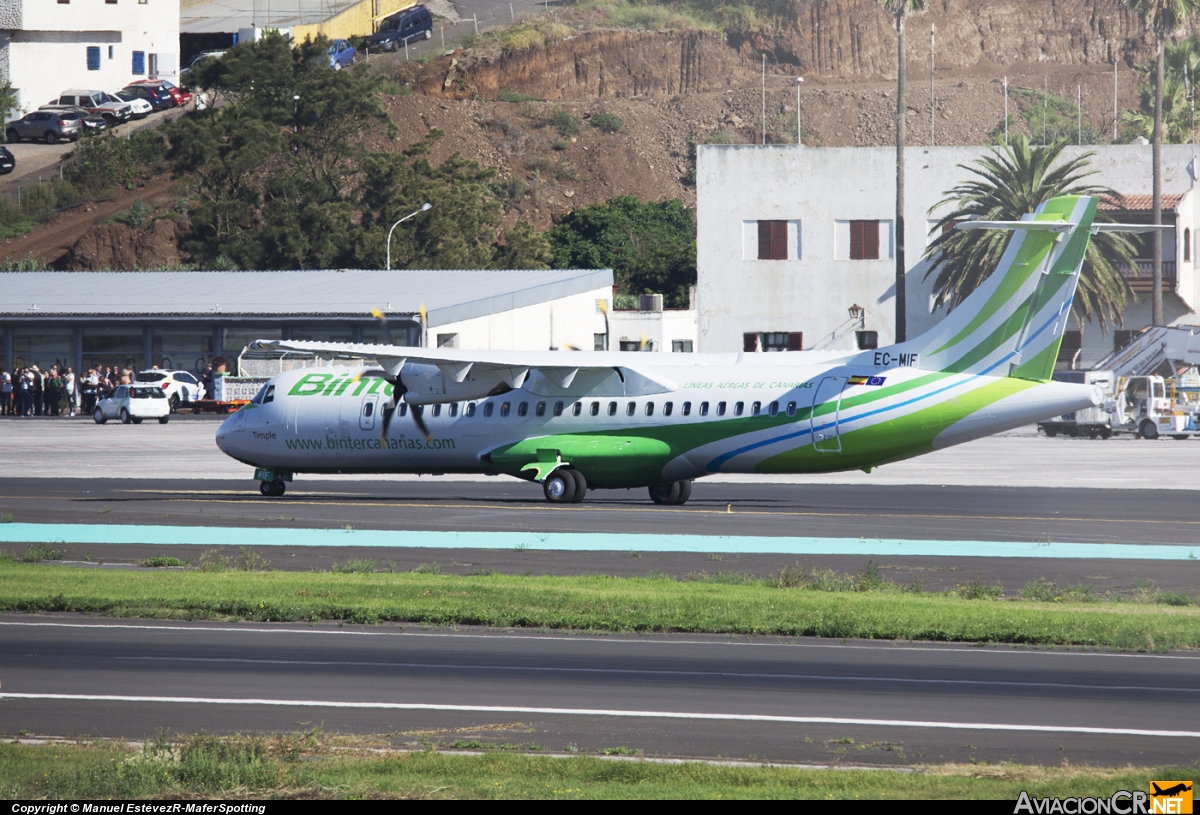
[796,77,804,145]
[848,303,864,328]
[385,202,432,270]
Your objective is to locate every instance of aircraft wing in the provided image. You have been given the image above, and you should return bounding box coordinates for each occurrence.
[248,339,678,395]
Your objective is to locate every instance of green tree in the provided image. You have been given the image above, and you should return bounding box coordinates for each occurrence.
[879,0,926,342]
[923,136,1135,334]
[0,81,18,122]
[546,196,696,308]
[494,220,554,269]
[1119,0,1200,326]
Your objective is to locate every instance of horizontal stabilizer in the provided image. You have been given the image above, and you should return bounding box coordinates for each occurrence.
[956,220,1072,233]
[1090,223,1173,233]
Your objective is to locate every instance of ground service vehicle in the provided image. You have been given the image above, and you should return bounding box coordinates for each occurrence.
[217,196,1165,500]
[93,385,170,425]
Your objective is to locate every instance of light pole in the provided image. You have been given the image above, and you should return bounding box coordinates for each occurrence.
[385,202,432,270]
[796,77,804,145]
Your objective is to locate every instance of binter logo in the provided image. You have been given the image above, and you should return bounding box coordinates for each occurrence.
[1150,782,1193,815]
[288,372,394,398]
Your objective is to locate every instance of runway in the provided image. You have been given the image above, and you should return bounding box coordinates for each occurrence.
[2,618,1198,765]
[2,477,1198,593]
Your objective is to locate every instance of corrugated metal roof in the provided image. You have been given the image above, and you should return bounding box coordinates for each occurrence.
[1099,193,1184,212]
[0,268,614,327]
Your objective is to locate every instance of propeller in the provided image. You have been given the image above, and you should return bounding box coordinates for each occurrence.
[359,307,432,442]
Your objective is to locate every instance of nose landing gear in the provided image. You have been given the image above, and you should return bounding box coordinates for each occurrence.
[260,479,286,497]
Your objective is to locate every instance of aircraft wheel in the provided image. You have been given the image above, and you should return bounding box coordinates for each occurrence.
[543,470,576,503]
[260,480,285,497]
[673,479,692,506]
[1140,420,1159,440]
[648,482,681,505]
[566,469,587,503]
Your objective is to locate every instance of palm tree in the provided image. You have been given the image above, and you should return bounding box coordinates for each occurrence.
[880,0,926,342]
[1121,72,1194,142]
[1120,0,1200,326]
[923,136,1135,334]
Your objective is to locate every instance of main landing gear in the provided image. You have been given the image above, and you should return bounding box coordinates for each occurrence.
[543,468,587,504]
[648,480,692,506]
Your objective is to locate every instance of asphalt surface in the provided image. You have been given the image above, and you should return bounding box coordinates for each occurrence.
[2,618,1198,766]
[3,477,1199,593]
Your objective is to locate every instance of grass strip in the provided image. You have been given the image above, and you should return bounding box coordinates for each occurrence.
[2,563,1198,648]
[0,735,1186,799]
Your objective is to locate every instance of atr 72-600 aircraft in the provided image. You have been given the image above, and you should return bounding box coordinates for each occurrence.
[215,195,1146,504]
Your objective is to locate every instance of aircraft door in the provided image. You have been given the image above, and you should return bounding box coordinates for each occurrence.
[359,395,379,431]
[810,376,845,453]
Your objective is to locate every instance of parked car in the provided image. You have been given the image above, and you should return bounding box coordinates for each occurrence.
[136,369,205,411]
[5,111,82,144]
[180,50,227,83]
[327,38,356,70]
[120,83,173,112]
[0,146,14,175]
[128,79,193,108]
[38,105,107,134]
[54,90,132,125]
[93,384,170,424]
[364,5,433,52]
[113,91,153,118]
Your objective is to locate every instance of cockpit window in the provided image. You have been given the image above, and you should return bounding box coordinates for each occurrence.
[251,383,271,405]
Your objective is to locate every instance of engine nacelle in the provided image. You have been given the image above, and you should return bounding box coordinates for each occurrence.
[401,361,528,405]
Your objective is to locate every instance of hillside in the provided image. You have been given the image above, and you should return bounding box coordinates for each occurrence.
[3,0,1160,266]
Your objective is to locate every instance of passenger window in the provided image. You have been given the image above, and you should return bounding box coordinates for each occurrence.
[432,404,441,417]
[751,401,761,416]
[363,401,373,417]
[535,401,546,417]
[626,401,636,416]
[734,402,744,416]
[768,401,778,416]
[717,402,726,416]
[500,402,511,417]
[699,402,709,416]
[572,402,582,416]
[663,402,673,416]
[590,401,600,416]
[518,402,529,417]
[682,402,691,416]
[645,402,655,416]
[608,401,617,416]
[786,401,796,416]
[449,402,459,417]
[466,402,476,417]
[483,403,494,417]
[400,403,408,417]
[553,401,564,417]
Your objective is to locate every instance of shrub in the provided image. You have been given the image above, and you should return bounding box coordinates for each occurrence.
[126,198,151,229]
[589,112,623,133]
[550,108,581,137]
[144,556,186,568]
[498,89,541,103]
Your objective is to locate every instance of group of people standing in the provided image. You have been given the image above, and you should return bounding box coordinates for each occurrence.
[1,365,131,417]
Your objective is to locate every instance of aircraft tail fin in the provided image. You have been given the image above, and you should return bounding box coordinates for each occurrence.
[888,194,1098,382]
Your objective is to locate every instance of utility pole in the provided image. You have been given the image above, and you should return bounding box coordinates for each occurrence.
[1114,60,1119,142]
[761,54,766,145]
[1004,76,1009,146]
[930,23,935,147]
[1078,85,1082,145]
[796,77,804,145]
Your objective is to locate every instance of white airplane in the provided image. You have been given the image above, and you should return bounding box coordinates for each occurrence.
[215,195,1150,504]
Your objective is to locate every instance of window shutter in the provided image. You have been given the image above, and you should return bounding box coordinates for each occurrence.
[86,46,101,71]
[787,332,803,351]
[758,221,771,260]
[849,221,863,259]
[770,221,787,260]
[863,220,880,260]
[132,51,145,75]
[743,332,759,352]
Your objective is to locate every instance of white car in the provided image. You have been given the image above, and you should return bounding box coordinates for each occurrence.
[93,384,170,424]
[114,91,154,118]
[137,369,205,411]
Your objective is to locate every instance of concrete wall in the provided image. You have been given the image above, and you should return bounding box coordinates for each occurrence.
[428,286,612,352]
[292,0,413,43]
[609,309,697,352]
[1,0,179,116]
[696,143,1200,362]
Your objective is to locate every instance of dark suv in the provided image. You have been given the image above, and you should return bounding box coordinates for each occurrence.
[364,5,433,52]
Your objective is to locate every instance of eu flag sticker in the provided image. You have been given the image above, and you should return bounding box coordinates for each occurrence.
[866,376,886,386]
